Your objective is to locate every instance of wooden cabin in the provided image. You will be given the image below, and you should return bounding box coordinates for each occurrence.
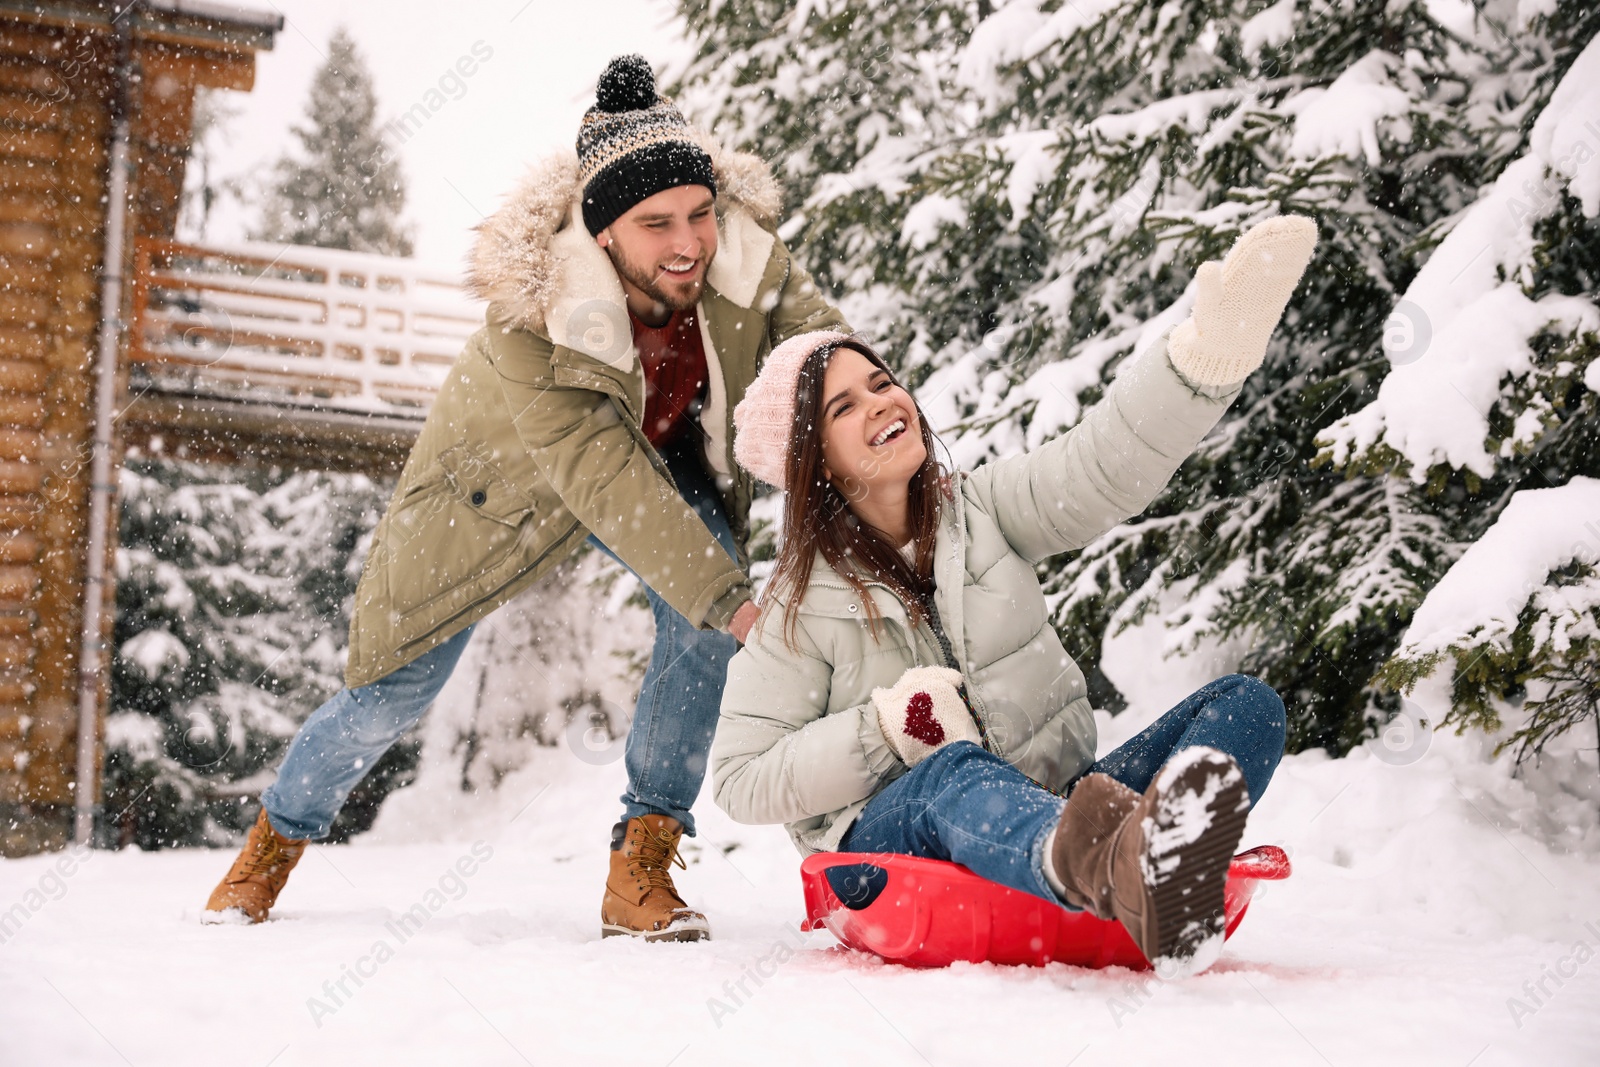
[0,0,282,856]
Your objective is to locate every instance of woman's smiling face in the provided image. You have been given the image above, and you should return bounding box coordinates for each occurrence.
[818,346,927,504]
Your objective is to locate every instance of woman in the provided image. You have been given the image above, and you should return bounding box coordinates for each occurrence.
[713,217,1317,977]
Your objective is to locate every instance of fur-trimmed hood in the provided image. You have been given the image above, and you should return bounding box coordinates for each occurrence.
[465,132,784,337]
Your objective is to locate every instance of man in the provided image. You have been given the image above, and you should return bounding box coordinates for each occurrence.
[202,54,847,941]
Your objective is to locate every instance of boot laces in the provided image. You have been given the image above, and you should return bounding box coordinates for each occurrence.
[241,825,300,880]
[632,824,686,892]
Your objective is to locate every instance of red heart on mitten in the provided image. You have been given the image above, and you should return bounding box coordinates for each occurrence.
[903,691,945,747]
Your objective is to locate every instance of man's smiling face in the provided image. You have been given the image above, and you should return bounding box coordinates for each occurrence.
[598,185,719,317]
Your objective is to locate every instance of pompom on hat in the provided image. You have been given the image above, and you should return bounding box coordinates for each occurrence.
[733,330,855,490]
[577,55,717,236]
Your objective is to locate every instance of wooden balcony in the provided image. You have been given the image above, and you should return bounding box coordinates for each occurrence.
[120,237,483,475]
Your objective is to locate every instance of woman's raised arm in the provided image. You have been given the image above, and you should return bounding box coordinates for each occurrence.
[966,216,1318,563]
[965,329,1240,563]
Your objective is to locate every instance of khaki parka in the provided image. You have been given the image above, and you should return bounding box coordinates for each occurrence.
[344,142,846,688]
[711,334,1242,855]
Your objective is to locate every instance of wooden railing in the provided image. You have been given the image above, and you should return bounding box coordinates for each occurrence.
[128,237,484,413]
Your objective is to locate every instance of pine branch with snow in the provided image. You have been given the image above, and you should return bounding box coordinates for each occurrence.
[105,462,394,849]
[1380,478,1600,768]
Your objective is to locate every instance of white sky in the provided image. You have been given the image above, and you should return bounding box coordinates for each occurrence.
[188,0,690,270]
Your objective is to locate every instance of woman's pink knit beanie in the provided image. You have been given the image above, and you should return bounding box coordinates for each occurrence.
[733,330,854,490]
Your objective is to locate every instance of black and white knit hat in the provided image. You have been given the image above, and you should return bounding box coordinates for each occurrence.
[577,55,717,236]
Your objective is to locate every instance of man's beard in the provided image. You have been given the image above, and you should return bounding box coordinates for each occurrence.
[605,242,711,313]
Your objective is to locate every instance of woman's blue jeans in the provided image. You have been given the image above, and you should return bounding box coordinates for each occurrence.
[261,436,738,840]
[837,674,1287,903]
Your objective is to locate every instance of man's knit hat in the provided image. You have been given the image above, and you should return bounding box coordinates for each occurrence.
[733,331,855,490]
[577,55,717,236]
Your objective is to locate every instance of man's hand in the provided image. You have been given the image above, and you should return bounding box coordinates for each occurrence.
[729,600,760,645]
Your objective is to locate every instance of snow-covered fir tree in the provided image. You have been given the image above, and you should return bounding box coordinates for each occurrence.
[1323,6,1600,765]
[252,25,414,255]
[676,0,1599,755]
[103,463,393,848]
[672,0,979,297]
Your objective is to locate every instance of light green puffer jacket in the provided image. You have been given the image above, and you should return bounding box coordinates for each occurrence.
[712,333,1241,855]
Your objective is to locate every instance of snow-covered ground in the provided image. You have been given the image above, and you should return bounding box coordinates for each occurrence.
[4,681,1598,1067]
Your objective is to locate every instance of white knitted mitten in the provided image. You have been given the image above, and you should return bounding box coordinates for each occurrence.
[1167,215,1319,387]
[872,666,980,767]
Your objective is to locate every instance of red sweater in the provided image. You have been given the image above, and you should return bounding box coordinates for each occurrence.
[631,307,709,447]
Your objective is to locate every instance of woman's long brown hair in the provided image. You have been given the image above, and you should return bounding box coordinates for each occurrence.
[763,337,945,647]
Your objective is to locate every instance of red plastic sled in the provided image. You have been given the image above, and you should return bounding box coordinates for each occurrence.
[800,845,1290,970]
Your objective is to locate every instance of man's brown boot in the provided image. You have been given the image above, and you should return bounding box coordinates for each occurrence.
[1052,747,1250,978]
[201,808,308,925]
[601,814,710,942]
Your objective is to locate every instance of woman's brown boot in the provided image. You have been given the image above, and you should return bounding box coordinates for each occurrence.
[202,808,308,924]
[1049,772,1139,919]
[1051,748,1250,977]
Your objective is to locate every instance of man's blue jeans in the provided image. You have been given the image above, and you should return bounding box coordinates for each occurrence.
[262,624,476,839]
[838,674,1287,903]
[585,437,739,837]
[261,436,738,840]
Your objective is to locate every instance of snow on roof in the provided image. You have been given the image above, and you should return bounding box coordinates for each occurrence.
[1,0,283,48]
[142,0,284,34]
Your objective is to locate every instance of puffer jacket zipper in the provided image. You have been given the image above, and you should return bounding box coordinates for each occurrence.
[922,597,957,671]
[916,593,992,753]
[802,573,994,752]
